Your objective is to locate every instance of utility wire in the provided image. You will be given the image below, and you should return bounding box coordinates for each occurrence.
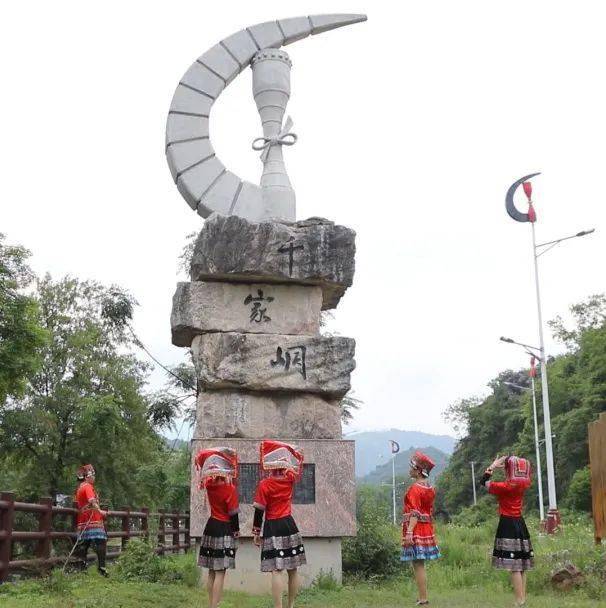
[124,322,197,455]
[125,322,197,391]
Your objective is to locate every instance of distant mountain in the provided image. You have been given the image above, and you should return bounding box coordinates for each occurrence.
[347,428,457,477]
[360,445,449,485]
[161,436,188,451]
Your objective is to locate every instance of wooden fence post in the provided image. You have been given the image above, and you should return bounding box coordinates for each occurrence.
[0,492,16,583]
[71,501,78,541]
[121,507,131,551]
[35,497,53,565]
[158,509,166,556]
[141,507,149,543]
[184,511,190,551]
[172,510,180,553]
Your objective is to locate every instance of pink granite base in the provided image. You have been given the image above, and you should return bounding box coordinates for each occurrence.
[190,438,356,538]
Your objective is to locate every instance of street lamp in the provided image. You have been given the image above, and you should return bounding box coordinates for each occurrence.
[502,370,545,522]
[504,173,595,533]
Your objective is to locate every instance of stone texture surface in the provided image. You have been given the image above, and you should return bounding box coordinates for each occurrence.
[190,438,356,538]
[191,333,355,397]
[190,214,355,309]
[193,390,342,439]
[171,282,322,347]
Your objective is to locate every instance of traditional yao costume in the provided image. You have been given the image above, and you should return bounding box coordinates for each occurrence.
[74,464,108,574]
[195,447,240,570]
[481,455,534,571]
[400,451,441,562]
[252,440,307,572]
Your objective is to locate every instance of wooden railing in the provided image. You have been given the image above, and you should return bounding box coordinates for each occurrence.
[0,492,191,582]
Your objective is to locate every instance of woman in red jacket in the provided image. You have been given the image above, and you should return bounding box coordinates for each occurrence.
[481,454,534,607]
[252,440,306,608]
[195,447,240,608]
[401,450,441,606]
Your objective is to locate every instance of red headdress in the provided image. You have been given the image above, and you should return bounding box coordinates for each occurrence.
[409,450,435,478]
[195,447,238,489]
[260,440,304,479]
[505,455,531,487]
[76,464,96,481]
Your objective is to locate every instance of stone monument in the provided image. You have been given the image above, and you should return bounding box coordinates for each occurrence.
[166,14,366,592]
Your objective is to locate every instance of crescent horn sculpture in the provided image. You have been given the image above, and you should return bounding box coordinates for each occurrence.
[505,172,541,222]
[165,14,367,223]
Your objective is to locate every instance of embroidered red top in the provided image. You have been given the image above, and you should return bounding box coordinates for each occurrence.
[401,482,437,545]
[75,482,104,531]
[206,480,239,522]
[253,475,294,520]
[403,482,435,521]
[487,481,527,518]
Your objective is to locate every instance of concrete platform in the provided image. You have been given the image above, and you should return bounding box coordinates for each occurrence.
[197,537,342,594]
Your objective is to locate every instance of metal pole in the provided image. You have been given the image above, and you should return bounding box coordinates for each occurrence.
[531,374,545,521]
[471,461,477,505]
[531,222,558,518]
[392,454,396,525]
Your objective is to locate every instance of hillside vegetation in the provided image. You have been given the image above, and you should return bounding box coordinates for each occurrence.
[437,294,606,517]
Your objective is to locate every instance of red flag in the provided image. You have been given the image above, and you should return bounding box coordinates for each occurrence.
[522,181,532,200]
[528,202,537,223]
[529,356,537,378]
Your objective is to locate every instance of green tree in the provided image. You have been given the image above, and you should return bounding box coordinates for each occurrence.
[0,234,46,404]
[0,276,164,504]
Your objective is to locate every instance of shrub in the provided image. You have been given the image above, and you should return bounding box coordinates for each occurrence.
[451,497,496,527]
[313,569,341,591]
[161,553,200,587]
[41,569,71,595]
[565,466,592,512]
[114,539,165,583]
[115,540,200,586]
[343,486,400,579]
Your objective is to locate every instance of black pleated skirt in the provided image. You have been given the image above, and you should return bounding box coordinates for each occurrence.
[260,515,306,572]
[198,517,237,571]
[492,515,534,571]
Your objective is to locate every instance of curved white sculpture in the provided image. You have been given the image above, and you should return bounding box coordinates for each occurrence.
[165,14,367,222]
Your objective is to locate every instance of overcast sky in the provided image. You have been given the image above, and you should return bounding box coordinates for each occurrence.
[2,1,605,441]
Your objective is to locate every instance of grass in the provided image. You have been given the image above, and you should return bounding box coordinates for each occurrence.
[0,515,603,608]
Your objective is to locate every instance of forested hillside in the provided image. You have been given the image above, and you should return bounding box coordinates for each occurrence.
[436,295,606,517]
[349,429,456,477]
[361,446,449,485]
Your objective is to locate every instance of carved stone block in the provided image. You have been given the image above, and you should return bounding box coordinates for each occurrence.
[171,282,322,347]
[190,214,355,309]
[193,390,342,439]
[191,333,355,397]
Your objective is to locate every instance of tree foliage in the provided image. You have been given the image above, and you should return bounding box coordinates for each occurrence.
[438,295,606,516]
[0,234,46,404]
[0,272,190,509]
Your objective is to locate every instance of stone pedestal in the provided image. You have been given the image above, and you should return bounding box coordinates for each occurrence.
[200,538,343,593]
[171,213,357,593]
[189,438,356,538]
